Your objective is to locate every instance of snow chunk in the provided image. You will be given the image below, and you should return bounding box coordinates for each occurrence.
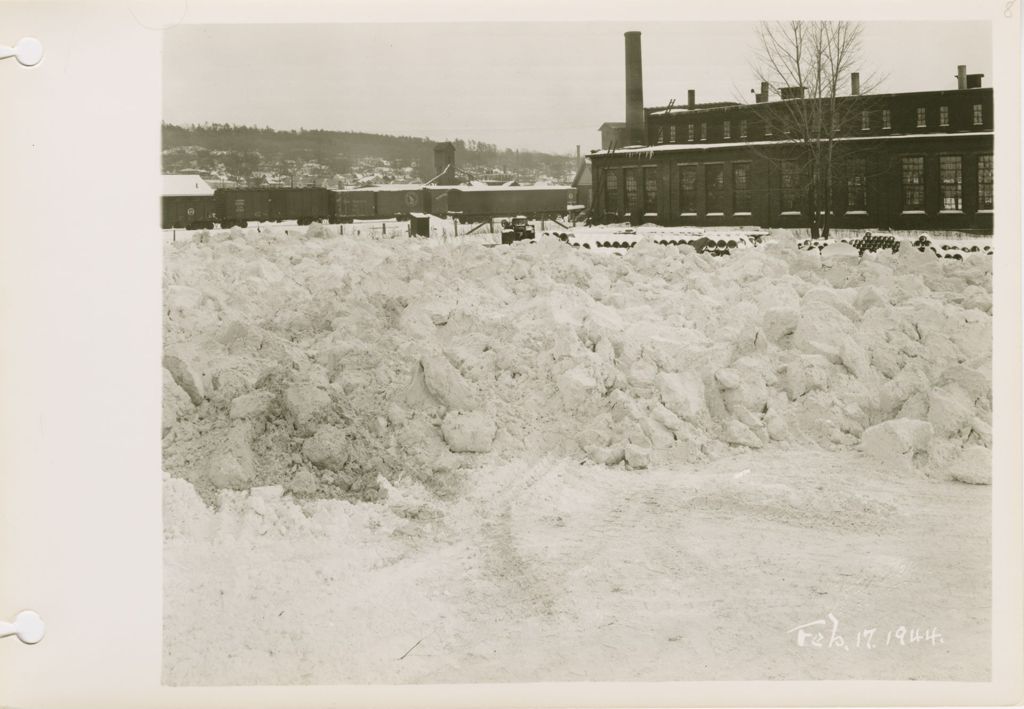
[163,354,205,406]
[949,445,991,485]
[206,423,256,490]
[302,425,350,470]
[421,354,481,411]
[860,418,934,471]
[283,384,332,436]
[656,371,707,422]
[441,411,496,453]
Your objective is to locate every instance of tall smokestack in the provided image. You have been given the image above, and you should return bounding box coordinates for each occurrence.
[576,144,581,162]
[624,31,644,145]
[957,65,967,90]
[851,72,860,96]
[687,89,695,108]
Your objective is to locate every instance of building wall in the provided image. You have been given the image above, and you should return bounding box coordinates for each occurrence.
[591,133,993,233]
[646,88,994,146]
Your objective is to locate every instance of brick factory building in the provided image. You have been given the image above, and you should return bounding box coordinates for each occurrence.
[588,31,994,234]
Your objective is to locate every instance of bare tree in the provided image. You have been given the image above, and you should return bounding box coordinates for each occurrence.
[752,21,883,238]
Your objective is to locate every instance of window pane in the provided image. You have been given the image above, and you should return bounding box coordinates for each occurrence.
[978,154,993,209]
[939,106,949,127]
[733,163,751,213]
[780,160,800,212]
[700,123,707,140]
[688,124,694,141]
[973,104,983,125]
[861,111,870,130]
[882,110,891,129]
[939,155,962,210]
[669,125,676,142]
[900,156,925,210]
[679,165,698,213]
[644,167,658,213]
[916,107,926,127]
[723,121,731,139]
[739,120,747,138]
[605,172,619,213]
[846,158,866,211]
[706,164,724,212]
[624,169,639,212]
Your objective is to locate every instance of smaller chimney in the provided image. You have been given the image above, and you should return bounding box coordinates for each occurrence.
[760,81,769,102]
[957,65,967,90]
[576,144,581,161]
[851,72,860,96]
[687,89,695,108]
[966,73,984,89]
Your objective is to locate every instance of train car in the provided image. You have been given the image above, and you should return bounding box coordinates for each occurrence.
[422,186,452,217]
[215,188,272,227]
[162,175,216,229]
[372,185,425,218]
[447,186,572,220]
[268,187,332,225]
[331,189,378,222]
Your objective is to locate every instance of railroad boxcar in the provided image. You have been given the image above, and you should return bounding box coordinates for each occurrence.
[268,187,332,225]
[331,189,378,222]
[162,175,216,229]
[447,186,572,220]
[215,188,272,227]
[423,186,452,217]
[372,185,425,218]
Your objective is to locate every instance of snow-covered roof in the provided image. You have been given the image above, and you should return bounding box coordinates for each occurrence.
[589,131,994,158]
[448,184,571,192]
[162,174,215,197]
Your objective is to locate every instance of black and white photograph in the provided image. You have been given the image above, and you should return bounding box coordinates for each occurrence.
[3,1,1022,706]
[156,18,1002,688]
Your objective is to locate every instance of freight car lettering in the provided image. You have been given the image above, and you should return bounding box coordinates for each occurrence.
[234,199,245,216]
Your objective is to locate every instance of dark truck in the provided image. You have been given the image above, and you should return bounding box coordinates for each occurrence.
[500,215,535,245]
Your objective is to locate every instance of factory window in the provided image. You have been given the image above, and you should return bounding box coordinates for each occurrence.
[687,124,695,141]
[700,122,707,141]
[977,154,993,210]
[973,104,983,125]
[605,171,619,213]
[916,107,926,128]
[779,160,801,213]
[900,156,925,211]
[624,169,640,213]
[643,167,658,214]
[678,165,698,213]
[669,125,677,142]
[861,110,870,131]
[657,127,664,144]
[705,163,725,213]
[764,119,773,137]
[939,155,963,211]
[846,158,867,212]
[882,109,891,130]
[739,120,748,139]
[732,162,751,213]
[939,105,949,127]
[723,120,731,139]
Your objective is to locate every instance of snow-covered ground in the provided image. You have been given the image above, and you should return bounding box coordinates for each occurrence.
[162,223,992,685]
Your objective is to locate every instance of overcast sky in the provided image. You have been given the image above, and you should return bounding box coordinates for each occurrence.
[163,21,992,155]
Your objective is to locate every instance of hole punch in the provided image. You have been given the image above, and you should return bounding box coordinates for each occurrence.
[0,610,45,645]
[0,37,43,67]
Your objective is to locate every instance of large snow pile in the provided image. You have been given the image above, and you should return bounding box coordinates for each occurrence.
[163,225,992,503]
